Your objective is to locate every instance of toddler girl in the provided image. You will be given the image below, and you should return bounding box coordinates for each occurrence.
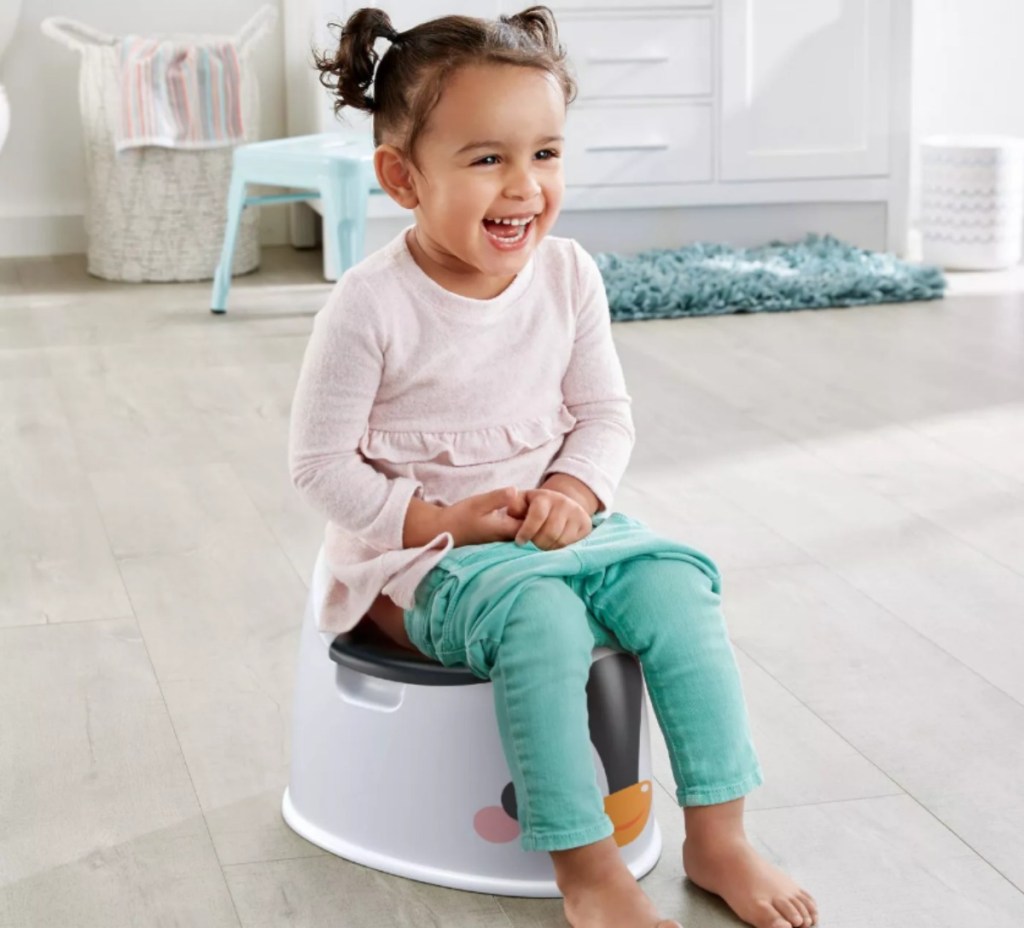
[290,7,818,928]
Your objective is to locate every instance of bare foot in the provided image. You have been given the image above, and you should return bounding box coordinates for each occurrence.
[683,835,818,928]
[562,869,682,928]
[553,837,682,928]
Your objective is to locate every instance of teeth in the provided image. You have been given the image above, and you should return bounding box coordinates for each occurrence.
[485,216,534,226]
[485,222,528,243]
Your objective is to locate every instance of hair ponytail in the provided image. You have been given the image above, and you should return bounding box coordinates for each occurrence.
[314,6,575,153]
[313,8,399,114]
[499,6,561,51]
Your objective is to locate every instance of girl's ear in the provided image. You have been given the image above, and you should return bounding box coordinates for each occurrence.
[374,144,419,209]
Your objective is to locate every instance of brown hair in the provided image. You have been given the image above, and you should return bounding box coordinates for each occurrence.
[313,6,576,156]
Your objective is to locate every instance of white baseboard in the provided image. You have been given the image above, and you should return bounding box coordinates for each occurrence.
[0,205,292,258]
[551,203,889,256]
[0,214,87,257]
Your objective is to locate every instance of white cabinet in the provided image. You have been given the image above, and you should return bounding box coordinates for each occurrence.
[720,0,892,180]
[283,0,913,254]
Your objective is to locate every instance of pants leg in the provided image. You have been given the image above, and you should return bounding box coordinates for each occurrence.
[406,569,619,852]
[572,556,763,807]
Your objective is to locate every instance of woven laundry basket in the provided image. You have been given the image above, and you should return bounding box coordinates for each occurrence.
[42,9,275,282]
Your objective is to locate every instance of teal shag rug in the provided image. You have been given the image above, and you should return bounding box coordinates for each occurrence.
[595,235,946,322]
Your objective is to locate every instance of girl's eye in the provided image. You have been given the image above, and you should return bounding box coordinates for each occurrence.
[536,149,560,160]
[474,155,500,166]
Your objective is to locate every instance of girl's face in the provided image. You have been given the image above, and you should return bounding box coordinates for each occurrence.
[397,63,567,299]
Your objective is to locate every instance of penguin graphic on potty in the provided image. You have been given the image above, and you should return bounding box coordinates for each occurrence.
[473,651,653,849]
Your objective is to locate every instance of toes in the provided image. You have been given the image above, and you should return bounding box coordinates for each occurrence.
[754,901,793,928]
[792,896,813,926]
[798,890,819,924]
[773,897,805,926]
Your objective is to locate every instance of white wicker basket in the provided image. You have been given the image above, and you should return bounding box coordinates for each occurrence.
[920,135,1024,271]
[42,9,275,282]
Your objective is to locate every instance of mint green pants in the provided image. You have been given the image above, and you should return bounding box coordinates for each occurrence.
[403,512,763,853]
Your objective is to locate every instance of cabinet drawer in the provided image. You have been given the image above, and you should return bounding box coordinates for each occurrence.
[561,14,713,98]
[565,103,712,185]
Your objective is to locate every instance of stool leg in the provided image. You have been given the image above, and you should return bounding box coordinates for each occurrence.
[321,159,370,282]
[211,174,248,313]
[339,159,370,274]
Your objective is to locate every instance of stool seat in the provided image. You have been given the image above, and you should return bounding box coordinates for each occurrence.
[210,132,379,313]
[231,133,377,187]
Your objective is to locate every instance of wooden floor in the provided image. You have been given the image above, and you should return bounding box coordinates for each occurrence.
[2,248,1024,927]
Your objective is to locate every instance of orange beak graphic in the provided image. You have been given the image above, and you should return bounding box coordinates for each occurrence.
[604,779,653,847]
[478,653,654,848]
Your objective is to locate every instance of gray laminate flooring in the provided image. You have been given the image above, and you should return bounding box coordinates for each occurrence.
[2,248,1023,927]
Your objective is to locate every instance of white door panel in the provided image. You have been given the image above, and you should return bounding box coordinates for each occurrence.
[721,0,891,180]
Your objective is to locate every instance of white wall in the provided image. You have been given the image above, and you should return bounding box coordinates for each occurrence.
[0,0,288,257]
[4,0,1024,259]
[910,0,1024,243]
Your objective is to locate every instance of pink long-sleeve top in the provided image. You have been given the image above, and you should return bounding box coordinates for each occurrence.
[289,228,635,634]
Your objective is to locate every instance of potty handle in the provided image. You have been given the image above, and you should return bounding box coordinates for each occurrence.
[335,664,405,713]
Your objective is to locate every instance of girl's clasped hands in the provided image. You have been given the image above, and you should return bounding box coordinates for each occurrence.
[443,486,592,551]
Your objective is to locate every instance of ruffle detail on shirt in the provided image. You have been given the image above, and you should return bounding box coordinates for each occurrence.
[319,527,454,634]
[358,405,577,467]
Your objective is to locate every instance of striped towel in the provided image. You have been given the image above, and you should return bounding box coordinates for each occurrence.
[116,37,244,151]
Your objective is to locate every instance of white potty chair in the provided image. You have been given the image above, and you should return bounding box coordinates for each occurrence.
[282,548,663,897]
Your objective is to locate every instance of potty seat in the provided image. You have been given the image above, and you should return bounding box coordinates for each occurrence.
[282,548,662,897]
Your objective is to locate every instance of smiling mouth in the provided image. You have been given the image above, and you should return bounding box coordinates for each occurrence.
[482,215,536,245]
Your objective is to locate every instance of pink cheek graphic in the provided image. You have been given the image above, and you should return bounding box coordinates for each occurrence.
[473,805,521,843]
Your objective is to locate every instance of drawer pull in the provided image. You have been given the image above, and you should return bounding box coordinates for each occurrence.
[585,54,670,65]
[584,142,671,152]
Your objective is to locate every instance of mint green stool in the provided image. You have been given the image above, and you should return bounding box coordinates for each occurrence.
[211,133,378,313]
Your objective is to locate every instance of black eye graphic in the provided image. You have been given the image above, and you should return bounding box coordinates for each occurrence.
[500,780,518,820]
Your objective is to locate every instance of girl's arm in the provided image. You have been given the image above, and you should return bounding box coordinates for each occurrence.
[542,243,636,512]
[289,277,426,551]
[403,496,445,547]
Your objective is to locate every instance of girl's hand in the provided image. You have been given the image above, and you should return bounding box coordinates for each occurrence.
[511,488,592,551]
[441,486,526,547]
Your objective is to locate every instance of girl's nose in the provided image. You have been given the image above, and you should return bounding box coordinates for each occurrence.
[504,166,542,200]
